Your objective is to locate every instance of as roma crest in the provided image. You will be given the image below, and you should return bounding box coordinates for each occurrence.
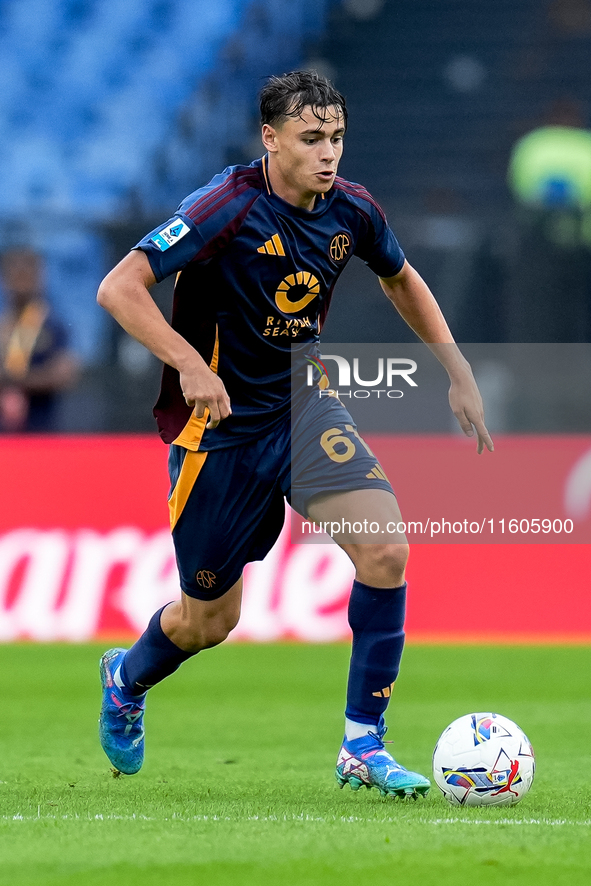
[329,232,352,263]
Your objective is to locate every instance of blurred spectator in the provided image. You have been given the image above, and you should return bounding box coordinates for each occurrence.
[548,0,591,36]
[0,249,79,432]
[508,98,591,214]
[343,0,385,20]
[506,99,591,341]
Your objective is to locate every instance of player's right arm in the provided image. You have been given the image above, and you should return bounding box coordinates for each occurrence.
[97,250,231,429]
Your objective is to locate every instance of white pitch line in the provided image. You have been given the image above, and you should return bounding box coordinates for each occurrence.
[425,818,591,827]
[2,813,591,827]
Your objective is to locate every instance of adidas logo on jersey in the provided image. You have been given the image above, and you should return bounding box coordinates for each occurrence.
[366,463,388,481]
[258,234,285,256]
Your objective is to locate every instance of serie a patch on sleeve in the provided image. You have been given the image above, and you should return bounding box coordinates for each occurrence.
[151,218,191,251]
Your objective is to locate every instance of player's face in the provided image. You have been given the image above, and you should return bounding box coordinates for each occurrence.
[263,105,345,208]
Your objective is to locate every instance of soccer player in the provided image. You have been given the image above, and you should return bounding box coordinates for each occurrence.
[97,71,492,797]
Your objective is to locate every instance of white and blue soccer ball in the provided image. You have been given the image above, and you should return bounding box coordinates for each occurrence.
[432,712,535,807]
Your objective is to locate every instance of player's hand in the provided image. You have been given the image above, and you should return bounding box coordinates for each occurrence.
[448,371,494,455]
[179,365,231,429]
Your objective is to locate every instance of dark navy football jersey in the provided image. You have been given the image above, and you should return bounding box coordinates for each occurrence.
[134,155,405,450]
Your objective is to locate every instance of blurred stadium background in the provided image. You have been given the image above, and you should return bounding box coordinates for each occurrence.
[0,0,590,644]
[2,0,591,426]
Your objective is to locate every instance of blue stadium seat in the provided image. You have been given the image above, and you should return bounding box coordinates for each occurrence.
[0,0,339,360]
[0,0,337,217]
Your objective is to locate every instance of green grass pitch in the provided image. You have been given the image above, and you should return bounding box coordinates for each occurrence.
[1,642,590,885]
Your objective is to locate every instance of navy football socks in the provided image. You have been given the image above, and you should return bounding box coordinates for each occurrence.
[345,579,407,727]
[119,605,194,696]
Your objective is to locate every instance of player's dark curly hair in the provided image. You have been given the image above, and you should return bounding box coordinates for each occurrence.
[260,70,347,130]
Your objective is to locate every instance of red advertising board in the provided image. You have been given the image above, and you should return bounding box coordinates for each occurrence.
[0,435,589,642]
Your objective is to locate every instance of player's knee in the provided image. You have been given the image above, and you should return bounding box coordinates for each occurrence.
[352,542,409,586]
[180,609,240,653]
[379,542,409,574]
[175,625,225,653]
[202,610,241,649]
[194,627,229,651]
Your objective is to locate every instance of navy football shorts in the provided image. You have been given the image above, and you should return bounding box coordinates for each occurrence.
[168,392,394,600]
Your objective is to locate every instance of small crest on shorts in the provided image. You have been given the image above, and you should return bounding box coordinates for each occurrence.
[195,570,217,589]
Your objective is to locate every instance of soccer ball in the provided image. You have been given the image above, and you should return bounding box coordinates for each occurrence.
[432,712,535,807]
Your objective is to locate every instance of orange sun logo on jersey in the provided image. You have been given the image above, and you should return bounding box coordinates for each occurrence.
[275,271,320,314]
[329,232,351,263]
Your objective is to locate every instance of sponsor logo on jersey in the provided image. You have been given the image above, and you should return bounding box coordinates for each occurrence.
[275,271,320,314]
[151,218,190,251]
[329,232,351,263]
[195,570,216,589]
[258,233,286,256]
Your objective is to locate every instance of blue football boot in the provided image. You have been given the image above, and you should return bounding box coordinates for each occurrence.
[336,718,430,799]
[99,648,146,775]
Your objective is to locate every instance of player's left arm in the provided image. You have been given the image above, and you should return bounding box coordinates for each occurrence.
[379,260,494,454]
